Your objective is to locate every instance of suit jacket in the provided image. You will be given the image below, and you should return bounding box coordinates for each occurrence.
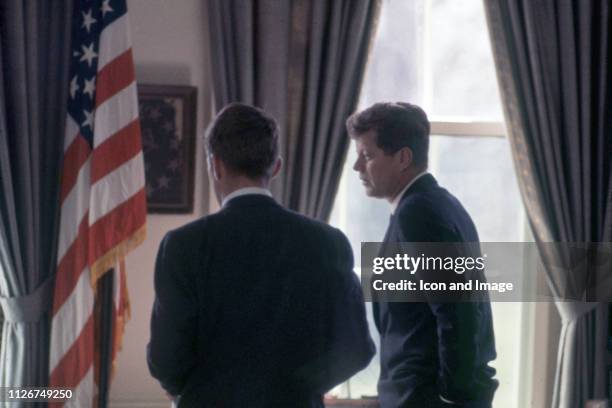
[374,174,498,408]
[147,194,375,408]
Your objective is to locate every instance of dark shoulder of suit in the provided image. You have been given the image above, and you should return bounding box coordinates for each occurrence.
[394,174,478,242]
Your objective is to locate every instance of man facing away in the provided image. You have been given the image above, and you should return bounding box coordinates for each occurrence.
[147,103,375,408]
[347,102,498,408]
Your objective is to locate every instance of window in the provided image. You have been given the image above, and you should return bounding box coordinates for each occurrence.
[329,1,527,407]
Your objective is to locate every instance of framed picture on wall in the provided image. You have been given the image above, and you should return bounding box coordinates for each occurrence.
[138,84,197,213]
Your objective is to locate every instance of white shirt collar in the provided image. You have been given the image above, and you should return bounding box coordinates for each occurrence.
[390,171,429,214]
[221,187,273,208]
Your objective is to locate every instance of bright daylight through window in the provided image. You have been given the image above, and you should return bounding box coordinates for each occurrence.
[329,1,526,407]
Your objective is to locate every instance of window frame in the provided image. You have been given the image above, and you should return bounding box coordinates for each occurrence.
[430,120,505,138]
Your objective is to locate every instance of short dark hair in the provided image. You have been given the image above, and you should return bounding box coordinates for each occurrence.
[206,103,279,179]
[346,102,430,168]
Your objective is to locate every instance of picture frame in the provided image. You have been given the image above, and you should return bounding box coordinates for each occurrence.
[137,84,197,214]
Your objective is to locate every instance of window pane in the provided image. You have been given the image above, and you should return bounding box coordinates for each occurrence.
[429,135,523,241]
[358,0,426,109]
[429,0,503,120]
[359,0,503,120]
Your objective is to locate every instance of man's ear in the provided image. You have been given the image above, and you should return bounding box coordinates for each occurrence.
[398,147,413,171]
[211,154,224,181]
[270,157,282,179]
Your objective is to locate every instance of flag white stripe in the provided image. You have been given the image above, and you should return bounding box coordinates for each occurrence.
[64,116,80,152]
[57,159,91,262]
[65,365,95,408]
[98,13,132,69]
[89,151,145,224]
[93,82,139,148]
[49,268,95,372]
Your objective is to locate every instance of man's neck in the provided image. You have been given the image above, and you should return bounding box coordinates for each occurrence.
[389,169,428,213]
[224,176,266,194]
[219,177,270,203]
[387,170,421,203]
[220,185,273,208]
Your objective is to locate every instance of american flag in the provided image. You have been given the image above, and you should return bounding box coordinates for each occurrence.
[49,0,146,405]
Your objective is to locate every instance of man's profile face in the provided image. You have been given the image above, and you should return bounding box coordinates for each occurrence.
[352,129,401,200]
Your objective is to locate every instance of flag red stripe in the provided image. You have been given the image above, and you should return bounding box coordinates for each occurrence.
[49,313,94,389]
[88,188,146,264]
[53,215,89,315]
[95,49,135,108]
[90,119,142,183]
[60,135,91,203]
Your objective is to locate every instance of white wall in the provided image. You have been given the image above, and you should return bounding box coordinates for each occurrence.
[110,1,216,406]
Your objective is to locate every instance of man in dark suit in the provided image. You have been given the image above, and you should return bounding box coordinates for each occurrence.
[347,102,498,408]
[147,103,375,407]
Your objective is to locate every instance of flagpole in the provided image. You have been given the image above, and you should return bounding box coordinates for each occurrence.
[95,269,115,408]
